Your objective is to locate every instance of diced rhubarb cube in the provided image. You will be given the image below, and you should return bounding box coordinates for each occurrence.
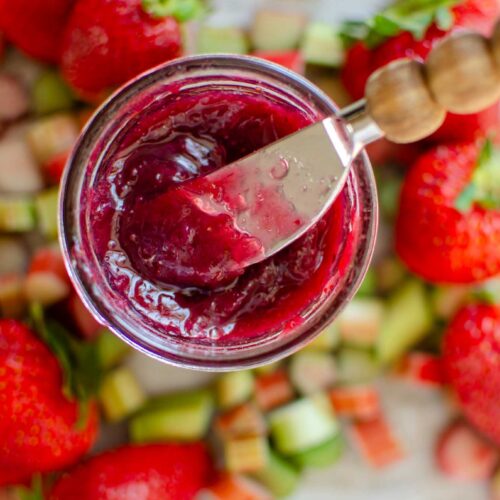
[68,293,102,339]
[216,371,254,409]
[251,10,307,51]
[436,421,499,480]
[329,386,381,421]
[0,138,43,193]
[26,113,79,164]
[395,352,444,386]
[24,246,70,306]
[215,403,267,440]
[196,474,272,500]
[224,435,269,473]
[0,237,28,275]
[0,74,29,122]
[350,415,405,468]
[253,50,304,74]
[254,369,294,411]
[337,298,385,348]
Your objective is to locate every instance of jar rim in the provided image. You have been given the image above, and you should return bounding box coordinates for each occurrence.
[59,54,378,371]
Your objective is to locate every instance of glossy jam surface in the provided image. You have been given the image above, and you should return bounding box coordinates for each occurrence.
[87,88,355,342]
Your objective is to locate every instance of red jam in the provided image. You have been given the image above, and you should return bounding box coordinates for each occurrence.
[88,89,353,342]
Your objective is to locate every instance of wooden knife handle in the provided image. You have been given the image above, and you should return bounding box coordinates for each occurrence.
[365,23,500,143]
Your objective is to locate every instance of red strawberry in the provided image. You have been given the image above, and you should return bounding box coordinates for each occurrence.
[341,0,500,142]
[60,0,184,99]
[0,320,98,486]
[395,141,500,284]
[436,420,499,479]
[0,0,75,63]
[50,443,212,500]
[442,304,500,445]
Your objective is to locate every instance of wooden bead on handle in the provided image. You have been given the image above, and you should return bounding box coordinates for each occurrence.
[426,33,500,114]
[365,59,446,144]
[491,21,500,71]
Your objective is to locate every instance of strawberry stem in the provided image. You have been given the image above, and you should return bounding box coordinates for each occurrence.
[456,139,500,212]
[14,474,44,500]
[29,303,102,427]
[142,0,206,22]
[340,0,461,48]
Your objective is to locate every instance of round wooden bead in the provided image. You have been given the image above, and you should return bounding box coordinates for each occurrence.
[426,32,500,115]
[365,59,446,144]
[491,20,500,70]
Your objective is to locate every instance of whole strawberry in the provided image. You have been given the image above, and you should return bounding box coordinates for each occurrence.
[443,304,500,445]
[50,443,212,500]
[61,0,203,99]
[0,319,98,486]
[341,0,500,142]
[395,141,500,284]
[0,0,75,63]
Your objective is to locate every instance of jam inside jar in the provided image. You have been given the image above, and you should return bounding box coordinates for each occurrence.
[61,56,377,370]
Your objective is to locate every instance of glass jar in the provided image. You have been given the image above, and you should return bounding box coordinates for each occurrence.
[60,55,378,371]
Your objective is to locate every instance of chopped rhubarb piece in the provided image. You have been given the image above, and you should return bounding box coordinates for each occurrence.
[215,403,267,440]
[68,293,102,339]
[291,434,344,469]
[329,386,381,421]
[436,421,499,480]
[350,415,405,468]
[395,352,444,386]
[0,237,28,275]
[301,23,344,67]
[251,10,307,51]
[254,369,294,411]
[251,452,299,498]
[289,351,337,395]
[196,474,272,500]
[26,113,79,164]
[0,74,29,122]
[99,367,146,422]
[216,371,254,409]
[32,70,74,115]
[224,435,269,473]
[252,50,305,74]
[0,196,35,233]
[0,138,43,193]
[0,274,26,317]
[198,26,249,54]
[43,149,70,184]
[305,323,340,352]
[337,348,380,384]
[96,330,130,369]
[431,285,470,320]
[337,298,385,348]
[35,187,59,239]
[25,246,70,306]
[269,395,338,456]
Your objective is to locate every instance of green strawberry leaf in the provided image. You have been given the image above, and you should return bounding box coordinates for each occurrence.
[456,139,500,212]
[15,475,44,500]
[340,0,461,48]
[29,303,102,428]
[142,0,206,22]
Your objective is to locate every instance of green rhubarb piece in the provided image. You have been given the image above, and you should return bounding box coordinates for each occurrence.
[337,298,385,348]
[251,10,307,51]
[254,361,281,376]
[305,322,340,352]
[0,196,35,232]
[97,329,131,369]
[473,277,500,305]
[269,395,338,455]
[291,434,344,469]
[356,268,377,297]
[216,370,254,409]
[431,285,470,320]
[301,23,344,67]
[224,435,270,473]
[32,71,74,115]
[375,257,407,293]
[197,25,249,54]
[99,367,146,422]
[35,187,59,240]
[130,389,214,443]
[251,451,299,498]
[142,0,205,22]
[337,348,380,384]
[377,280,433,364]
[289,351,337,395]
